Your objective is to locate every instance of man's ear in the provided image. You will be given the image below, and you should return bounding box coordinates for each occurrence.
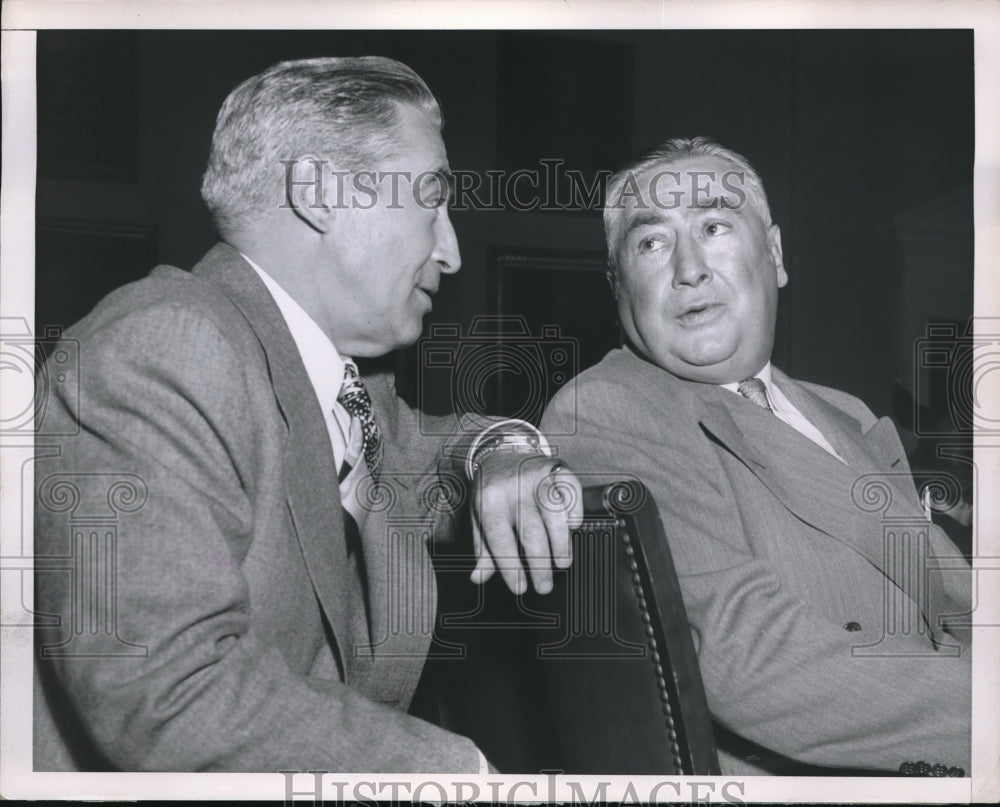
[768,223,788,288]
[284,154,339,234]
[606,261,621,299]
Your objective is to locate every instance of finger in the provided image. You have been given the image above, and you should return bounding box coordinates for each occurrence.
[536,474,573,570]
[537,464,584,565]
[545,463,584,529]
[516,511,555,595]
[469,508,496,585]
[480,509,526,595]
[472,554,496,585]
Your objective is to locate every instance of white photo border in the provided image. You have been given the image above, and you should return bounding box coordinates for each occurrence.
[2,0,998,802]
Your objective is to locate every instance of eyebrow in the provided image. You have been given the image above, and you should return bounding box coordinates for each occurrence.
[690,195,747,213]
[416,166,454,199]
[620,197,750,240]
[423,165,453,186]
[622,212,666,239]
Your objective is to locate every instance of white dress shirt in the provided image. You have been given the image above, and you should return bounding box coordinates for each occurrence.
[244,253,537,773]
[722,362,846,463]
[244,254,359,475]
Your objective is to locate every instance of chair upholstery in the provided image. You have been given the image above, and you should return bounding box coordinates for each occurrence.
[423,481,720,774]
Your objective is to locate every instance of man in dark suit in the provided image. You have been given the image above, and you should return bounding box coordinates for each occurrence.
[33,57,580,772]
[541,137,971,775]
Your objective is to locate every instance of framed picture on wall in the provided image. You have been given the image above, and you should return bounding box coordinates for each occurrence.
[482,248,621,422]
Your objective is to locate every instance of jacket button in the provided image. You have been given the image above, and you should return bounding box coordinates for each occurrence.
[844,621,862,632]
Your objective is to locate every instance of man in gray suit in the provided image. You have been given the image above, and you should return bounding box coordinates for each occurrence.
[33,57,580,772]
[541,137,971,775]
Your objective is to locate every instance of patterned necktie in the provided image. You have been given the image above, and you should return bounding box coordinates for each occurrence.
[738,376,773,413]
[337,363,383,482]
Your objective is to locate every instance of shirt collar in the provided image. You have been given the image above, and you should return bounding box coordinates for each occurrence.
[721,362,787,414]
[720,362,773,394]
[241,252,352,415]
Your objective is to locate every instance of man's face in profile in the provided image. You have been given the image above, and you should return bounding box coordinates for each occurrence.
[610,155,788,384]
[320,103,461,357]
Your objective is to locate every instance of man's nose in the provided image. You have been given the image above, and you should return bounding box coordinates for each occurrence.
[671,233,711,288]
[432,207,461,274]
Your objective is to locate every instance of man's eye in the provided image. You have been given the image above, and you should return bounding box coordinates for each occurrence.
[419,174,453,207]
[427,188,451,208]
[704,221,732,236]
[637,236,663,253]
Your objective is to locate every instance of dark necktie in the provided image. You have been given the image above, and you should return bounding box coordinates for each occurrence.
[738,376,773,413]
[337,363,383,483]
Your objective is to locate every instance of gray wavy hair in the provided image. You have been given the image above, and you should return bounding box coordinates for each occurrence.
[201,56,442,237]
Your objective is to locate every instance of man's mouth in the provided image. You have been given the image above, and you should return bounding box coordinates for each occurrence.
[676,302,724,326]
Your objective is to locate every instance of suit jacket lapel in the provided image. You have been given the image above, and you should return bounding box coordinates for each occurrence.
[351,370,438,693]
[780,375,972,630]
[697,381,891,572]
[776,373,924,523]
[775,371,902,476]
[193,244,352,675]
[697,372,969,639]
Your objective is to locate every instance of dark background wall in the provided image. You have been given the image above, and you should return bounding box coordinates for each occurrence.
[35,29,973,420]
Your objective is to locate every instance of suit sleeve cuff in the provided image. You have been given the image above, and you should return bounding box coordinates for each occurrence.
[464,418,553,479]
